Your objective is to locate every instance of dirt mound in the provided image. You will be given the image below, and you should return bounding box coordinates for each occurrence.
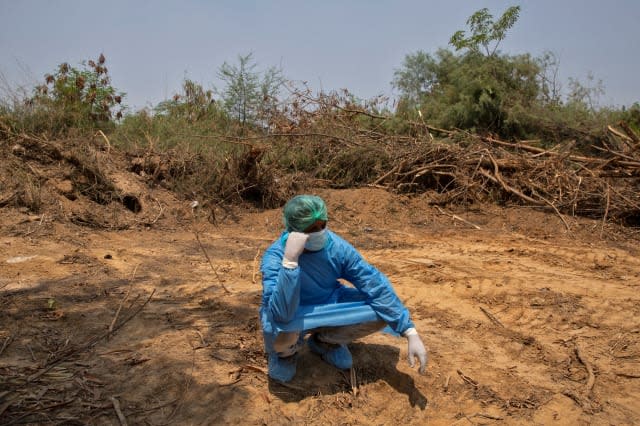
[1,134,188,233]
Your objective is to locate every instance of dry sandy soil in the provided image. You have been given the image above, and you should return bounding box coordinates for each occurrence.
[1,186,640,425]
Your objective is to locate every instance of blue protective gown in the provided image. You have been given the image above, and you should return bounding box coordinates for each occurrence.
[260,229,414,354]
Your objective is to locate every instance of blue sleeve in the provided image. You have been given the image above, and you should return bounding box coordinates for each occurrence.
[340,241,414,335]
[260,241,301,324]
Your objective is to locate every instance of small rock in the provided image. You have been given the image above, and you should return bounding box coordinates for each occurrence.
[530,297,545,307]
[55,180,74,195]
[11,144,26,156]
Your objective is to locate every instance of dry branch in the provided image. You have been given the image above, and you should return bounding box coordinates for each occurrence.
[471,413,504,421]
[350,367,358,397]
[601,184,610,238]
[110,396,128,426]
[193,230,231,294]
[608,125,635,146]
[575,346,595,392]
[478,169,541,205]
[0,335,13,356]
[457,369,479,388]
[479,306,505,328]
[619,121,640,143]
[109,264,139,333]
[436,206,481,230]
[615,372,640,379]
[252,249,262,285]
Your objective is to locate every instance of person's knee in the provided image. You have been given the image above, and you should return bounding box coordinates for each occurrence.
[369,319,387,331]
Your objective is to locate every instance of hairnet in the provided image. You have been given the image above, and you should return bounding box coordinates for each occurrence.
[283,195,328,232]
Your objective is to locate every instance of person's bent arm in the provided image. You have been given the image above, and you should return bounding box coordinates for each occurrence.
[341,242,413,334]
[341,240,428,373]
[260,233,308,324]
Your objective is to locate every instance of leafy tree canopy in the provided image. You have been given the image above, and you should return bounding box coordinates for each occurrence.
[449,6,521,56]
[217,53,284,129]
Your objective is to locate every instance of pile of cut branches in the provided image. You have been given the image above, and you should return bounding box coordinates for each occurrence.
[371,132,639,226]
[266,90,640,227]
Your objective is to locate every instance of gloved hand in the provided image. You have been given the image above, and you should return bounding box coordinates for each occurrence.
[282,232,309,269]
[405,329,428,374]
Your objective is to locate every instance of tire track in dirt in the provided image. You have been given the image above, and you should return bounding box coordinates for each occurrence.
[363,230,640,423]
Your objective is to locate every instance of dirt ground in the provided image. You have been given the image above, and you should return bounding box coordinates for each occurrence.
[2,186,640,425]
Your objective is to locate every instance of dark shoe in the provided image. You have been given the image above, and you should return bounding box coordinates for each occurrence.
[307,334,352,370]
[268,353,297,382]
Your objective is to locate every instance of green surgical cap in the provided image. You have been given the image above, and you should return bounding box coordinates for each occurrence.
[283,195,328,232]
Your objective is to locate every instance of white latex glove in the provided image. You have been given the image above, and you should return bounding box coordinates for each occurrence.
[282,232,309,269]
[405,328,428,374]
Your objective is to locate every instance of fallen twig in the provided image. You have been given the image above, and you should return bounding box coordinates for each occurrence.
[457,369,478,388]
[0,192,17,208]
[607,125,635,147]
[110,396,128,426]
[444,374,451,392]
[191,329,208,350]
[149,198,164,225]
[27,344,36,362]
[373,163,401,185]
[435,206,481,230]
[615,372,640,379]
[619,121,640,143]
[23,214,46,237]
[600,183,610,238]
[0,335,13,356]
[350,367,358,397]
[194,231,231,294]
[575,346,595,392]
[562,389,591,411]
[480,306,505,328]
[471,412,504,421]
[487,153,543,206]
[407,120,455,136]
[243,364,268,375]
[481,136,601,165]
[109,264,139,333]
[252,249,262,285]
[97,129,112,152]
[532,190,572,232]
[0,393,19,418]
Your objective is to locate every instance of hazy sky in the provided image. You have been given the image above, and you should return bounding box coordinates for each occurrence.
[1,0,638,111]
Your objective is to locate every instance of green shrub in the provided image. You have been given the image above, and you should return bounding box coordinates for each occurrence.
[1,54,125,138]
[394,49,541,138]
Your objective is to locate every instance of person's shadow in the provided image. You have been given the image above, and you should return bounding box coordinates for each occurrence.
[268,342,427,410]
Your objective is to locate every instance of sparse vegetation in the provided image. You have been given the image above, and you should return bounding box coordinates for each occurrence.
[217,52,285,131]
[0,6,638,224]
[1,54,125,139]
